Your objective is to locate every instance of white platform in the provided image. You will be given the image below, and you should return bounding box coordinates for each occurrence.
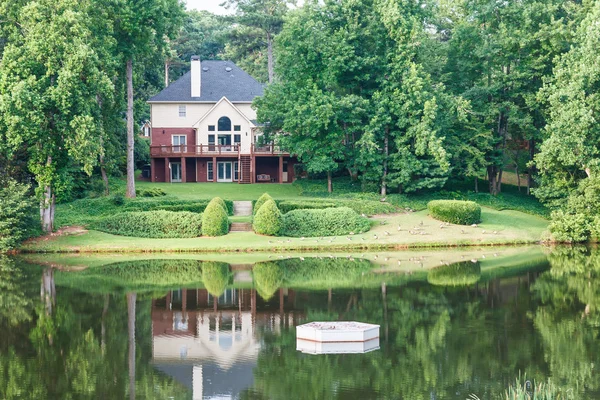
[296,321,380,343]
[296,338,380,354]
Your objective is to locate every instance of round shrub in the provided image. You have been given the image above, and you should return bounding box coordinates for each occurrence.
[93,210,202,238]
[202,261,232,297]
[253,261,284,300]
[427,261,481,287]
[202,198,229,236]
[211,197,228,213]
[254,193,274,215]
[427,200,481,225]
[548,210,591,243]
[253,199,282,236]
[280,207,371,237]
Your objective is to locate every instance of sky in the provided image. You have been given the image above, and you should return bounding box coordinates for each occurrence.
[185,0,304,15]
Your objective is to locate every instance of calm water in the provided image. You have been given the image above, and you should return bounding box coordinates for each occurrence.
[1,246,599,399]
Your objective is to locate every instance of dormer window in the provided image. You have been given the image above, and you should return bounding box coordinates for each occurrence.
[218,116,231,131]
[179,105,186,117]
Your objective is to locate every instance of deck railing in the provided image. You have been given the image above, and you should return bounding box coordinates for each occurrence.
[150,144,241,156]
[251,144,289,155]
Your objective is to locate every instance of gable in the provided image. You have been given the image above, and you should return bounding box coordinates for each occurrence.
[192,97,256,129]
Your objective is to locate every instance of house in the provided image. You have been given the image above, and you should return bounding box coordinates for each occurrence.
[140,120,151,137]
[148,56,295,183]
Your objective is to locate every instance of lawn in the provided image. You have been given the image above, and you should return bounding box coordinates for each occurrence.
[22,207,549,253]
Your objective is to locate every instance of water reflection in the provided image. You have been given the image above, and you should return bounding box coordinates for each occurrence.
[0,247,598,399]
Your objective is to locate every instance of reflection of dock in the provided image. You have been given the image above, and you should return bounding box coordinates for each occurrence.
[151,288,304,399]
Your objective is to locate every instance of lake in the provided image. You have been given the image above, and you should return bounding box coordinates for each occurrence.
[1,246,598,399]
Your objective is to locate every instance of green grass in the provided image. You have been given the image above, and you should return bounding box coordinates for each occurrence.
[21,207,548,253]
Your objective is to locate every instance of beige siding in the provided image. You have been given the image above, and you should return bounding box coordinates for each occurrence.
[151,103,213,128]
[194,100,255,154]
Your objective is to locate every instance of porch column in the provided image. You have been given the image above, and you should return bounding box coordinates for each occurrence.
[278,156,283,183]
[212,156,217,182]
[181,157,187,183]
[251,156,256,183]
[165,158,170,183]
[151,158,156,183]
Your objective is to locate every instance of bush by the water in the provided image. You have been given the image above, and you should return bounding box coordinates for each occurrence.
[278,199,395,216]
[427,261,481,286]
[93,210,203,238]
[252,261,284,299]
[427,200,481,225]
[280,207,371,237]
[0,179,38,252]
[202,261,232,296]
[254,193,274,215]
[201,197,229,236]
[253,199,282,236]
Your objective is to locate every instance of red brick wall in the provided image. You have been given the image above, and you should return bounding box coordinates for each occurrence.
[154,158,166,182]
[185,158,196,182]
[196,158,209,182]
[151,128,196,147]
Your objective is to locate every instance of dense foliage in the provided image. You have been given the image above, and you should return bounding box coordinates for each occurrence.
[278,198,395,216]
[427,200,481,225]
[202,261,232,296]
[252,261,284,299]
[93,211,202,238]
[280,207,370,237]
[254,193,274,215]
[427,262,481,287]
[201,198,229,237]
[253,199,282,236]
[0,179,38,252]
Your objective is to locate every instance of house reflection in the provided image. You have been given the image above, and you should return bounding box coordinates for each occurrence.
[151,287,303,399]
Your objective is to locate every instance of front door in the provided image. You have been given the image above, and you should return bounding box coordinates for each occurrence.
[217,162,232,182]
[170,162,182,182]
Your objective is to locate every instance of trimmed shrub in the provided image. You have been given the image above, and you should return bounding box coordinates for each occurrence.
[211,197,228,213]
[253,199,282,235]
[136,187,166,197]
[201,198,229,236]
[427,200,481,225]
[278,199,395,216]
[254,193,274,215]
[253,261,284,300]
[427,261,481,286]
[277,200,337,214]
[277,257,373,289]
[280,207,371,237]
[202,261,232,296]
[0,179,38,252]
[93,210,202,238]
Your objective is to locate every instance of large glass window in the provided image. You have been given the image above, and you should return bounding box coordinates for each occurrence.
[172,135,186,152]
[234,161,239,181]
[207,161,214,181]
[218,116,231,131]
[234,134,241,144]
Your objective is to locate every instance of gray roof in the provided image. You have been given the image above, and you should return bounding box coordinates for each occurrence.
[148,60,264,103]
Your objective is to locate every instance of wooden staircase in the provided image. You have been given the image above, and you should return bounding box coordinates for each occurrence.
[239,155,252,184]
[229,222,253,232]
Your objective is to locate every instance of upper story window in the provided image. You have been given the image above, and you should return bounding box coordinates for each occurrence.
[208,125,215,131]
[218,116,231,131]
[234,125,241,131]
[143,126,150,137]
[178,105,186,117]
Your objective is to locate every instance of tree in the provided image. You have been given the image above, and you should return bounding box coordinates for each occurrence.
[0,0,114,232]
[111,0,184,199]
[222,0,296,83]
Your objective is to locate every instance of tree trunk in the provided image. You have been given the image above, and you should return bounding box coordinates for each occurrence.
[585,167,592,178]
[164,60,170,88]
[327,171,333,193]
[267,31,274,84]
[516,163,521,192]
[40,184,55,233]
[127,292,136,400]
[527,139,536,195]
[126,59,136,199]
[474,176,478,193]
[381,128,389,197]
[101,294,109,354]
[41,268,55,316]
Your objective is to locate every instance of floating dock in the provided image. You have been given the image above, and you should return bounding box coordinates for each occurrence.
[296,321,380,354]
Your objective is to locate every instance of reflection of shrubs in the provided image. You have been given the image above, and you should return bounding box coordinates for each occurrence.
[280,207,370,237]
[253,261,284,300]
[93,210,202,238]
[201,197,229,236]
[202,261,232,297]
[253,199,282,236]
[254,193,274,215]
[427,261,481,286]
[0,179,38,252]
[427,200,481,225]
[278,257,372,288]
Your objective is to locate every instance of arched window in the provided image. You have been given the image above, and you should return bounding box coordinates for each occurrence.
[218,116,231,131]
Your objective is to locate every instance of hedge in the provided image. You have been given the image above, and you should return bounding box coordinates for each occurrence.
[427,200,481,225]
[278,199,395,216]
[93,210,202,238]
[254,193,274,215]
[253,199,282,236]
[136,187,166,197]
[201,197,229,236]
[280,207,371,237]
[427,261,481,286]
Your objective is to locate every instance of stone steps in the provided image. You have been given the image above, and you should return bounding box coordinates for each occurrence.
[233,200,253,216]
[230,222,253,232]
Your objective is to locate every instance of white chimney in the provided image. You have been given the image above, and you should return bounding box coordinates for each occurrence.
[191,56,201,97]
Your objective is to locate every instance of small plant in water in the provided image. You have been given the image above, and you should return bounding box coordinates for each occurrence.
[467,373,575,400]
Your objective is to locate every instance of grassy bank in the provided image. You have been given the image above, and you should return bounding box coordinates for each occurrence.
[21,207,548,253]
